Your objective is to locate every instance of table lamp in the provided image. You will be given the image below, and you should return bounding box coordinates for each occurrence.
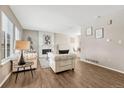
[16,40,30,65]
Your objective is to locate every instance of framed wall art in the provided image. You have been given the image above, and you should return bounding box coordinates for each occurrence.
[95,28,104,39]
[43,34,51,45]
[86,27,93,36]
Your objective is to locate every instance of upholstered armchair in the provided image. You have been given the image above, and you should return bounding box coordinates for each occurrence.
[48,53,77,73]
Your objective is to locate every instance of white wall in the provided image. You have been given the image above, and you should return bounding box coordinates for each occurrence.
[81,9,124,72]
[39,31,54,57]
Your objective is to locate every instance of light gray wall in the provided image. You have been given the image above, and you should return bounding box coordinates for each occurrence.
[81,9,124,72]
[0,10,1,67]
[54,33,71,52]
[22,30,80,55]
[0,5,22,86]
[54,33,80,53]
[23,29,39,53]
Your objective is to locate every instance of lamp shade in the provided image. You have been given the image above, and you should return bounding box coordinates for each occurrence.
[16,40,30,50]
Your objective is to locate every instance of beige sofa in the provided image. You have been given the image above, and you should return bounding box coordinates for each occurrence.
[48,53,77,73]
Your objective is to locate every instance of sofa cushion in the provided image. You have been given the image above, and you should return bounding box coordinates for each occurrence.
[54,54,76,61]
[59,60,72,66]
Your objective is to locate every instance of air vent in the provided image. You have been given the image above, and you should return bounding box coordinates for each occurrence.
[85,58,99,63]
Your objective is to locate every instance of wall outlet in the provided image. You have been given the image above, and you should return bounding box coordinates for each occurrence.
[106,38,111,42]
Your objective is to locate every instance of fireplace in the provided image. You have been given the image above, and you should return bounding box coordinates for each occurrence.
[42,49,51,54]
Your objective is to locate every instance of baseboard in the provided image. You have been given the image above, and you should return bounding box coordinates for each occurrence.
[0,72,12,87]
[80,59,124,74]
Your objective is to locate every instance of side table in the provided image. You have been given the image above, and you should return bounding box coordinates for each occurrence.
[13,62,34,83]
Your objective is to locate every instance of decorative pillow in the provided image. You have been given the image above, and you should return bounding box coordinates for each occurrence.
[59,50,69,54]
[24,53,37,60]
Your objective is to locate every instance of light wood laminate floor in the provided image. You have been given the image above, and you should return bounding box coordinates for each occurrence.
[2,60,124,88]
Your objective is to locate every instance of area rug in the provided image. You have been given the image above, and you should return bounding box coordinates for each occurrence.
[39,58,50,68]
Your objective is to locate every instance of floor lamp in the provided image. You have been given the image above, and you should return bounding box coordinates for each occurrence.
[15,40,30,65]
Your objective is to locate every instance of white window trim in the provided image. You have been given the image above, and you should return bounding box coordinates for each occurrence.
[0,12,20,66]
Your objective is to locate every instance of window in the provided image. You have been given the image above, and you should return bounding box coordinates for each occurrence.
[1,12,14,60]
[1,31,5,59]
[15,26,21,53]
[15,27,20,40]
[0,11,21,62]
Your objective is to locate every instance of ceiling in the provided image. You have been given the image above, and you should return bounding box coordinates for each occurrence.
[10,5,124,36]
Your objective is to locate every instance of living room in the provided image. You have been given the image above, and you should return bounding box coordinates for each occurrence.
[0,5,81,87]
[1,4,124,89]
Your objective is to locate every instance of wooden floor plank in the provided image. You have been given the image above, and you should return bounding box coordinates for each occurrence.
[2,60,124,88]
